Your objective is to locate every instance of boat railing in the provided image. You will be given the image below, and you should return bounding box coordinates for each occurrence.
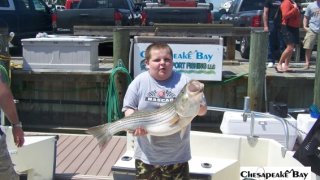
[207,97,289,157]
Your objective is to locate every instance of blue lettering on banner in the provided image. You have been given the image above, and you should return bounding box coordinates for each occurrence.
[173,51,192,60]
[196,52,213,62]
[140,51,145,58]
[140,50,214,62]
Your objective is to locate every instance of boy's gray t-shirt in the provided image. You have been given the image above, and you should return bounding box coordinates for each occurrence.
[305,2,320,33]
[122,71,191,165]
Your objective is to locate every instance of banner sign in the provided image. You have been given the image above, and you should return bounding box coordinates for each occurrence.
[133,43,223,81]
[240,166,311,180]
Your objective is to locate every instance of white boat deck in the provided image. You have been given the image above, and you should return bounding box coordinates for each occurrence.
[6,130,319,180]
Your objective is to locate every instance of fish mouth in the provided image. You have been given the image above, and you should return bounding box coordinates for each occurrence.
[188,80,204,93]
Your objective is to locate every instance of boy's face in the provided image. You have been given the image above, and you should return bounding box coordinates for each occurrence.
[146,48,173,81]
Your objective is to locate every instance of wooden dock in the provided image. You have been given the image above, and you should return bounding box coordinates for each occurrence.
[224,62,316,79]
[27,133,128,180]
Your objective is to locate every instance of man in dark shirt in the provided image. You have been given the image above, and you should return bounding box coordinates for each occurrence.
[263,0,285,68]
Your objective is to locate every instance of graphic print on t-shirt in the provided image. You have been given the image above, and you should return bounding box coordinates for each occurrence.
[145,89,177,104]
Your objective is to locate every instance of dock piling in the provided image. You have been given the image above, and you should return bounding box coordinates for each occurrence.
[314,35,320,107]
[112,28,131,116]
[247,30,268,112]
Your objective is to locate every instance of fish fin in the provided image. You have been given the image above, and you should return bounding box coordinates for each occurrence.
[180,127,187,139]
[169,114,180,126]
[86,123,112,151]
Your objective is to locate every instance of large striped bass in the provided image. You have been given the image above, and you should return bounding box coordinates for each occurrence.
[86,80,205,148]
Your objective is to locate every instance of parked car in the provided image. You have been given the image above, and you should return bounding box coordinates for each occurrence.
[219,0,265,59]
[140,0,213,25]
[204,0,232,22]
[54,0,141,34]
[0,0,52,47]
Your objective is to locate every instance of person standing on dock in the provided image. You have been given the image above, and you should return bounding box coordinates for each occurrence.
[0,74,24,180]
[122,42,207,179]
[263,0,285,68]
[276,0,301,72]
[302,0,320,70]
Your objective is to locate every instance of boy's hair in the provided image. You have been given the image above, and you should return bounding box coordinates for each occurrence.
[145,42,173,61]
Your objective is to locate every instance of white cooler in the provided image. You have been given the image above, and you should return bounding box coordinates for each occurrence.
[296,113,318,144]
[220,111,298,150]
[2,126,57,180]
[22,36,101,71]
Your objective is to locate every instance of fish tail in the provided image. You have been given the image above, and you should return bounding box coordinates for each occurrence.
[86,123,112,151]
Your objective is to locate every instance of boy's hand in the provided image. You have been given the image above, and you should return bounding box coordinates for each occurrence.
[130,127,148,136]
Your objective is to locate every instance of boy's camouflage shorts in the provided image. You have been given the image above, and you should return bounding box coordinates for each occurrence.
[135,159,190,180]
